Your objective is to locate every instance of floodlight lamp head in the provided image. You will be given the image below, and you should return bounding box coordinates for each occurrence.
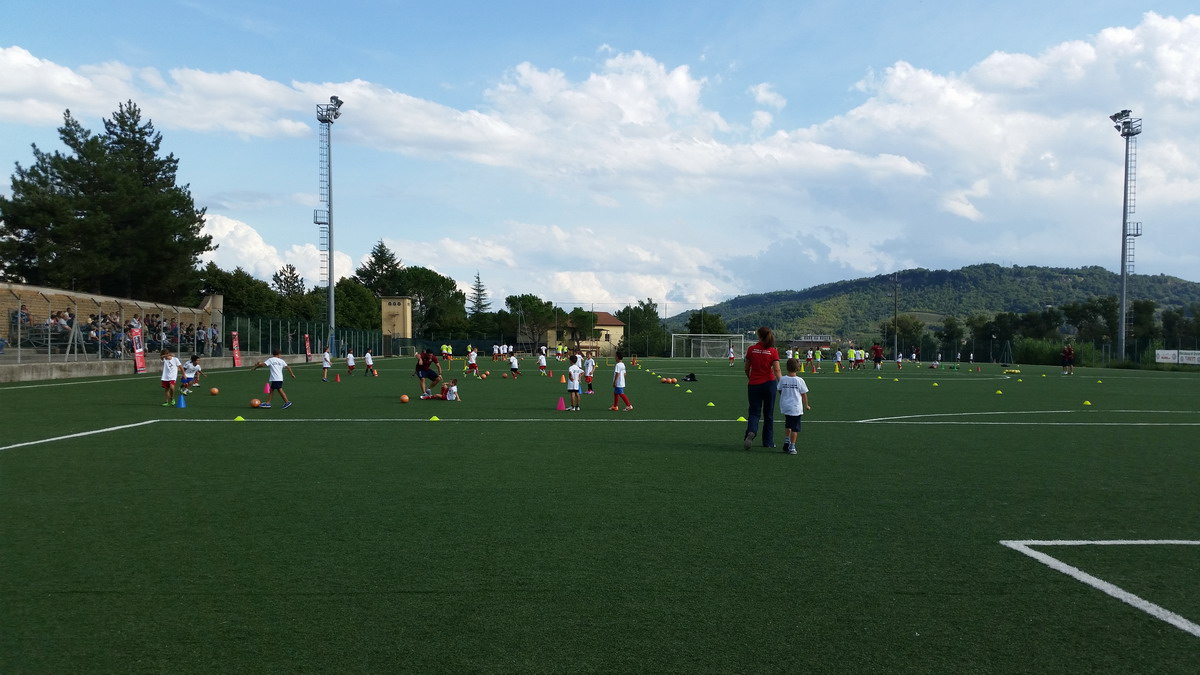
[331,95,343,108]
[1109,109,1131,123]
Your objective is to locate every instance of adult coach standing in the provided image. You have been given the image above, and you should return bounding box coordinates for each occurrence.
[743,326,781,450]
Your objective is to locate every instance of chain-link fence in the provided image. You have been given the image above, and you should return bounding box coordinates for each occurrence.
[224,316,382,362]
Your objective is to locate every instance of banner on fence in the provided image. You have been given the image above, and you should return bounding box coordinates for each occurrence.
[130,327,147,373]
[231,331,243,367]
[304,334,312,363]
[1155,349,1200,365]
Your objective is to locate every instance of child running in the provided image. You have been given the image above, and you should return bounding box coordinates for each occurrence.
[509,353,522,378]
[466,347,479,377]
[610,351,633,411]
[160,349,182,406]
[181,354,204,395]
[777,358,812,455]
[346,349,356,376]
[252,348,296,409]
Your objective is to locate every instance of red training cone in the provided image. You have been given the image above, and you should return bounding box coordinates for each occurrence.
[335,374,341,382]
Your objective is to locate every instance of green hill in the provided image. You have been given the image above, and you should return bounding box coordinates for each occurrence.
[670,264,1200,342]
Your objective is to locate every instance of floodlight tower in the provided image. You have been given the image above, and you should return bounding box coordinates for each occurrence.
[1110,109,1142,360]
[315,95,343,353]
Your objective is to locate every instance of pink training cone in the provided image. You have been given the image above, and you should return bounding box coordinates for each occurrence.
[263,382,270,394]
[556,397,567,411]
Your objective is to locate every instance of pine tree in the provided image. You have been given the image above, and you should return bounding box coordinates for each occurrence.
[0,102,212,302]
[271,264,306,297]
[354,240,403,296]
[468,271,491,316]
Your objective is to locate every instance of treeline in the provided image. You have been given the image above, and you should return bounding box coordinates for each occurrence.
[203,239,676,355]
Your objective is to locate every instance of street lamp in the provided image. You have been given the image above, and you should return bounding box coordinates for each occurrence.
[315,95,343,353]
[1110,109,1142,361]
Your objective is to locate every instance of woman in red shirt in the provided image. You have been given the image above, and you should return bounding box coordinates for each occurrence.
[743,326,781,449]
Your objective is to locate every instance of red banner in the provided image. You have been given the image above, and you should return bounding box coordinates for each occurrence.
[130,327,147,374]
[304,334,312,363]
[231,331,242,367]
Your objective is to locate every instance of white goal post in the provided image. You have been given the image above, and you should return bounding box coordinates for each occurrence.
[670,333,748,359]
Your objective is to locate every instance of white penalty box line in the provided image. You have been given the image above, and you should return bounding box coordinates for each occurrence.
[1000,539,1200,639]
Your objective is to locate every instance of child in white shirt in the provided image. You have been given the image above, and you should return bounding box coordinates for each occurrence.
[777,358,811,455]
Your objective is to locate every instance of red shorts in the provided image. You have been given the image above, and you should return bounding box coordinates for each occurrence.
[539,366,546,371]
[348,365,355,372]
[468,363,478,371]
[161,380,175,389]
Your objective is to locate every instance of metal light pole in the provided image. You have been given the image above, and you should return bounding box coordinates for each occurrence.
[315,95,344,353]
[892,272,899,360]
[1110,109,1142,361]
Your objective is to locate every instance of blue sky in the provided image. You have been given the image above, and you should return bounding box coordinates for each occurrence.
[3,1,1198,317]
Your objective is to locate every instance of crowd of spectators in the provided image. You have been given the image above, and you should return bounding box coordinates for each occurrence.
[6,305,221,358]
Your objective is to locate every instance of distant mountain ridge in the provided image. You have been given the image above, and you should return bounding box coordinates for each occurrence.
[669,264,1200,342]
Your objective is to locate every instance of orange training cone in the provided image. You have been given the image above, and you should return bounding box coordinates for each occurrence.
[560,374,566,384]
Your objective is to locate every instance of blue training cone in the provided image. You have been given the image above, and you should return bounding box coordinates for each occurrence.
[176,394,187,408]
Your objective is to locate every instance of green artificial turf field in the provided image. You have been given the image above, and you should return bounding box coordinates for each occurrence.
[2,355,1198,673]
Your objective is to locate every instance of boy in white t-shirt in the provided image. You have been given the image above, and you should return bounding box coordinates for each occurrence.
[583,352,596,394]
[466,347,479,377]
[346,349,356,376]
[321,347,332,382]
[610,351,633,411]
[508,354,521,378]
[160,349,182,406]
[252,349,296,409]
[181,354,204,395]
[777,358,811,455]
[566,355,583,411]
[363,348,374,375]
[537,352,548,376]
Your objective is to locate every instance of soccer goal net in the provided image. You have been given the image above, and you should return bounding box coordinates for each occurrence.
[670,334,747,359]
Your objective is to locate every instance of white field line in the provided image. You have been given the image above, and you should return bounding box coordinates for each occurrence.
[0,420,160,451]
[0,362,322,391]
[7,409,1199,449]
[1000,540,1200,639]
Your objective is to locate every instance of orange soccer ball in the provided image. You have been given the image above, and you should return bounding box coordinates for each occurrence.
[502,373,508,379]
[400,394,410,403]
[485,371,491,376]
[210,387,220,396]
[250,398,261,408]
[480,373,488,380]
[661,378,667,384]
[670,378,678,384]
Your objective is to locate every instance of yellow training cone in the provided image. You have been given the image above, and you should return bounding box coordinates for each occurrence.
[429,416,440,421]
[685,389,693,393]
[932,383,939,387]
[995,390,1003,394]
[1083,401,1092,406]
[1097,380,1103,384]
[706,402,715,407]
[234,416,245,421]
[1017,378,1023,382]
[893,378,899,382]
[737,416,747,422]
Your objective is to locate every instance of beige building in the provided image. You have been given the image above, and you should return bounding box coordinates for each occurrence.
[547,311,625,357]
